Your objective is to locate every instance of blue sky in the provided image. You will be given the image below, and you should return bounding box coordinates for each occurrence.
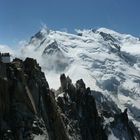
[0,0,140,47]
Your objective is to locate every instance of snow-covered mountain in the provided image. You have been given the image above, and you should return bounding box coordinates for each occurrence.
[17,27,140,132]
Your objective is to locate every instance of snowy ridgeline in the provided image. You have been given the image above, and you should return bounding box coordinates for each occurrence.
[1,27,140,132]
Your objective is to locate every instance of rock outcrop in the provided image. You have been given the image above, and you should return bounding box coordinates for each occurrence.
[0,58,139,140]
[57,74,140,140]
[0,58,68,140]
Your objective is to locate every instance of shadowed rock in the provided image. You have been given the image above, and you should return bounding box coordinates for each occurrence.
[0,59,139,140]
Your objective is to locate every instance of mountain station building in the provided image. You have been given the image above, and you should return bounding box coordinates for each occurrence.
[0,52,10,63]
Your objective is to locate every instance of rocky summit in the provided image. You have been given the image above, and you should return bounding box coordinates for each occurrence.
[0,58,140,140]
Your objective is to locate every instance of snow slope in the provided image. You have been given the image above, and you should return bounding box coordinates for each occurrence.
[18,27,140,131]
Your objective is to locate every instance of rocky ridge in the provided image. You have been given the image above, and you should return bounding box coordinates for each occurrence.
[0,58,140,140]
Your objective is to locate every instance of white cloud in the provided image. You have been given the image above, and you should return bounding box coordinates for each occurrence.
[0,44,14,54]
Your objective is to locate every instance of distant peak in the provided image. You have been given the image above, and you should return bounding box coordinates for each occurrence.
[75,27,122,37]
[40,25,50,35]
[97,27,122,36]
[75,29,97,37]
[30,26,50,41]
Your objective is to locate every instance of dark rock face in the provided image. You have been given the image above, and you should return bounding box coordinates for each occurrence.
[57,74,140,140]
[43,41,60,55]
[0,58,68,140]
[0,59,139,140]
[99,32,117,42]
[42,41,70,72]
[58,75,107,140]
